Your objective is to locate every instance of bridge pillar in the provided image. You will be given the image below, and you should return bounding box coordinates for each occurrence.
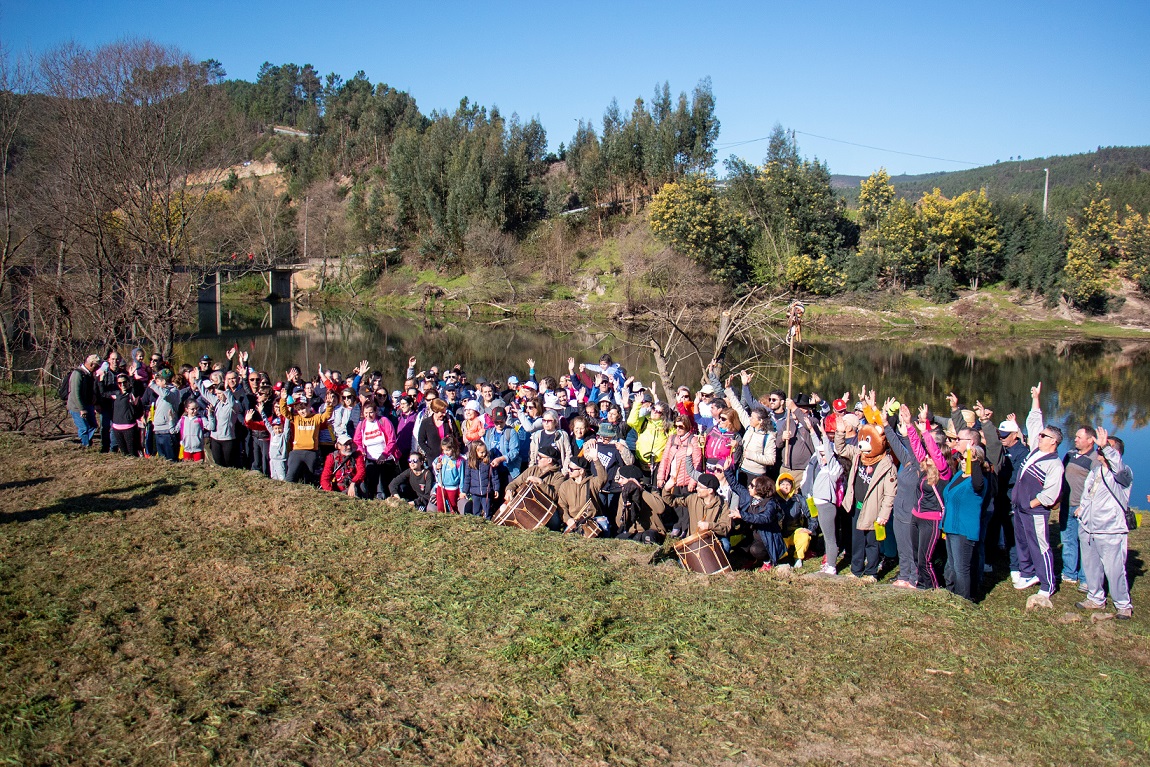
[269,269,294,302]
[197,272,221,335]
[197,271,221,304]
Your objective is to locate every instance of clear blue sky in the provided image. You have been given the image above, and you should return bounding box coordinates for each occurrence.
[3,0,1148,176]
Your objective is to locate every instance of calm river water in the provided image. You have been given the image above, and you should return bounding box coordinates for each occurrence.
[179,304,1150,507]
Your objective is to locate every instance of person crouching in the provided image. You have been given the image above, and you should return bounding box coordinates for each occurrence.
[321,436,366,497]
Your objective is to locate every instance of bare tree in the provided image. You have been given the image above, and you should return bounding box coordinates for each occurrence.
[35,40,244,359]
[0,48,38,381]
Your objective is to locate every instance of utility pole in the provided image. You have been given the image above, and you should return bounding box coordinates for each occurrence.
[1042,168,1049,219]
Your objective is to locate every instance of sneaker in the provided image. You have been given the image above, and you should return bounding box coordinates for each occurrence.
[891,579,916,589]
[1115,607,1133,620]
[983,563,994,574]
[1061,575,1078,585]
[760,562,773,572]
[1013,575,1040,590]
[1077,582,1088,594]
[670,527,681,539]
[820,564,837,575]
[1076,600,1106,611]
[794,558,803,569]
[844,572,859,579]
[1036,589,1052,599]
[860,575,878,584]
[1009,570,1022,586]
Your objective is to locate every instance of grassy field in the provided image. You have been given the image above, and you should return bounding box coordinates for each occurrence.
[1,434,1147,766]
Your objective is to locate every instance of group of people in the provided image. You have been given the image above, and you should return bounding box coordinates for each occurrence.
[62,347,1137,617]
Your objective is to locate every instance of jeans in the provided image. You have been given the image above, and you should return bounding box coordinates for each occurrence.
[154,431,178,462]
[70,408,97,447]
[1060,506,1081,581]
[944,533,977,601]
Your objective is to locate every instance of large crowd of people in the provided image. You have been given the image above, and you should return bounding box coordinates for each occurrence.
[62,346,1137,618]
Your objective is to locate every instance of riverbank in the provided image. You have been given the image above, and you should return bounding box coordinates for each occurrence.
[2,433,1147,765]
[276,220,1150,341]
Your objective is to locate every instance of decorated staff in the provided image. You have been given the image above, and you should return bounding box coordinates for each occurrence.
[786,301,805,400]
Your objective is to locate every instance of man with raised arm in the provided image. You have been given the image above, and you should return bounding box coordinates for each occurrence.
[1009,382,1064,599]
[1075,428,1134,619]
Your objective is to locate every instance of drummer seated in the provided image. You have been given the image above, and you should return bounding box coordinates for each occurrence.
[501,445,566,525]
[661,472,732,552]
[615,471,668,544]
[558,454,608,533]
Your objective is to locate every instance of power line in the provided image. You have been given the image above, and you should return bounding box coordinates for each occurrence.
[716,129,982,167]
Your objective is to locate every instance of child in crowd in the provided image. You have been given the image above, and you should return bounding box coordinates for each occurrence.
[462,441,500,519]
[432,435,465,513]
[267,416,290,480]
[731,475,787,571]
[179,400,207,462]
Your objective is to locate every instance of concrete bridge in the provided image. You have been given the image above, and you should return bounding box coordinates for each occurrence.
[196,265,309,336]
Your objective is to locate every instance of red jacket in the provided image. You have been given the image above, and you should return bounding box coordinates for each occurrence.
[321,451,366,492]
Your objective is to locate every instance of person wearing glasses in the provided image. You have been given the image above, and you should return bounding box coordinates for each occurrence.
[1075,428,1134,619]
[528,410,572,473]
[389,453,435,510]
[108,372,143,456]
[1009,382,1064,599]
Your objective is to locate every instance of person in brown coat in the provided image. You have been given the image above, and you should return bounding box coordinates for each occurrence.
[835,418,898,581]
[662,473,732,550]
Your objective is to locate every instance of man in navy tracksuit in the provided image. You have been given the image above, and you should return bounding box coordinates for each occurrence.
[1010,383,1064,598]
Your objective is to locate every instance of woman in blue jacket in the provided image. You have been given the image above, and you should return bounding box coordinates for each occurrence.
[942,446,987,601]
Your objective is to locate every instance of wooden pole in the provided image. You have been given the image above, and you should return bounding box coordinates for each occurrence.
[787,333,795,401]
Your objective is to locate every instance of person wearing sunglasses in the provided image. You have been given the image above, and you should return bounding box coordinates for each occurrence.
[1009,382,1065,600]
[388,453,434,510]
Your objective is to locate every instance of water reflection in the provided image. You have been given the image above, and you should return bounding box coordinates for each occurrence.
[180,307,1150,505]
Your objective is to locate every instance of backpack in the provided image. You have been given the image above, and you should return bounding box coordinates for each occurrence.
[57,369,75,403]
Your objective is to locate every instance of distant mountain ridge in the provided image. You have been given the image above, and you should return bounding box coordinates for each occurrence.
[831,145,1150,216]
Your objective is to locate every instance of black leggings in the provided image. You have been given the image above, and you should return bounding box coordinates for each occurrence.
[111,427,138,457]
[286,450,320,483]
[210,438,239,468]
[911,515,941,589]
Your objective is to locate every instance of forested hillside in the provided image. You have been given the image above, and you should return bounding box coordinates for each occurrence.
[3,40,1150,384]
[833,146,1150,220]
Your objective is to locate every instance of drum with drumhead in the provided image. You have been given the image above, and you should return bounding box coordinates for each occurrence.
[674,530,731,574]
[493,484,557,530]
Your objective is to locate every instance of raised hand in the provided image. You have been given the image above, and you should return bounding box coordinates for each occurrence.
[918,404,929,423]
[526,358,535,369]
[1031,382,1042,402]
[947,392,959,411]
[567,357,575,371]
[408,356,417,369]
[359,360,370,375]
[741,369,754,386]
[899,403,912,426]
[1095,426,1109,449]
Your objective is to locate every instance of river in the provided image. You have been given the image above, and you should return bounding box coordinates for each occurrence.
[178,304,1150,508]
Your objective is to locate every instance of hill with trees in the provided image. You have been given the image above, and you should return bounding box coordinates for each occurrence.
[3,39,1150,385]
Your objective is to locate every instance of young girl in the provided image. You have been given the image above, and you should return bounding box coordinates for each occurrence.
[432,435,465,514]
[461,401,487,448]
[179,400,207,462]
[908,412,953,589]
[731,475,787,571]
[462,442,500,519]
[266,416,290,480]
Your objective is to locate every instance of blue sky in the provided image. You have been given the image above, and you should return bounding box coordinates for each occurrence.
[3,1,1148,176]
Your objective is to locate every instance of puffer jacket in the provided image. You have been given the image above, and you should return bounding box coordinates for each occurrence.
[1077,445,1133,535]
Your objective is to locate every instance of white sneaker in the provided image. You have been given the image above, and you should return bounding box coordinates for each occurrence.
[821,564,838,575]
[1013,575,1040,590]
[794,558,804,569]
[1010,570,1021,586]
[1036,589,1052,599]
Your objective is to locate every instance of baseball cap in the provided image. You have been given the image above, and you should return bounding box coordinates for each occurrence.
[832,398,847,413]
[507,375,519,386]
[998,420,1020,436]
[700,384,715,395]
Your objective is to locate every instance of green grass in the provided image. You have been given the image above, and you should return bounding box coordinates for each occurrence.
[1,434,1147,764]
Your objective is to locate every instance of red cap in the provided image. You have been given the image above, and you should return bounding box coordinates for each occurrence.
[832,398,847,413]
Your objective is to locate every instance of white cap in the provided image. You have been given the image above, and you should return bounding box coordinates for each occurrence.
[700,384,715,395]
[464,399,481,413]
[998,420,1020,434]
